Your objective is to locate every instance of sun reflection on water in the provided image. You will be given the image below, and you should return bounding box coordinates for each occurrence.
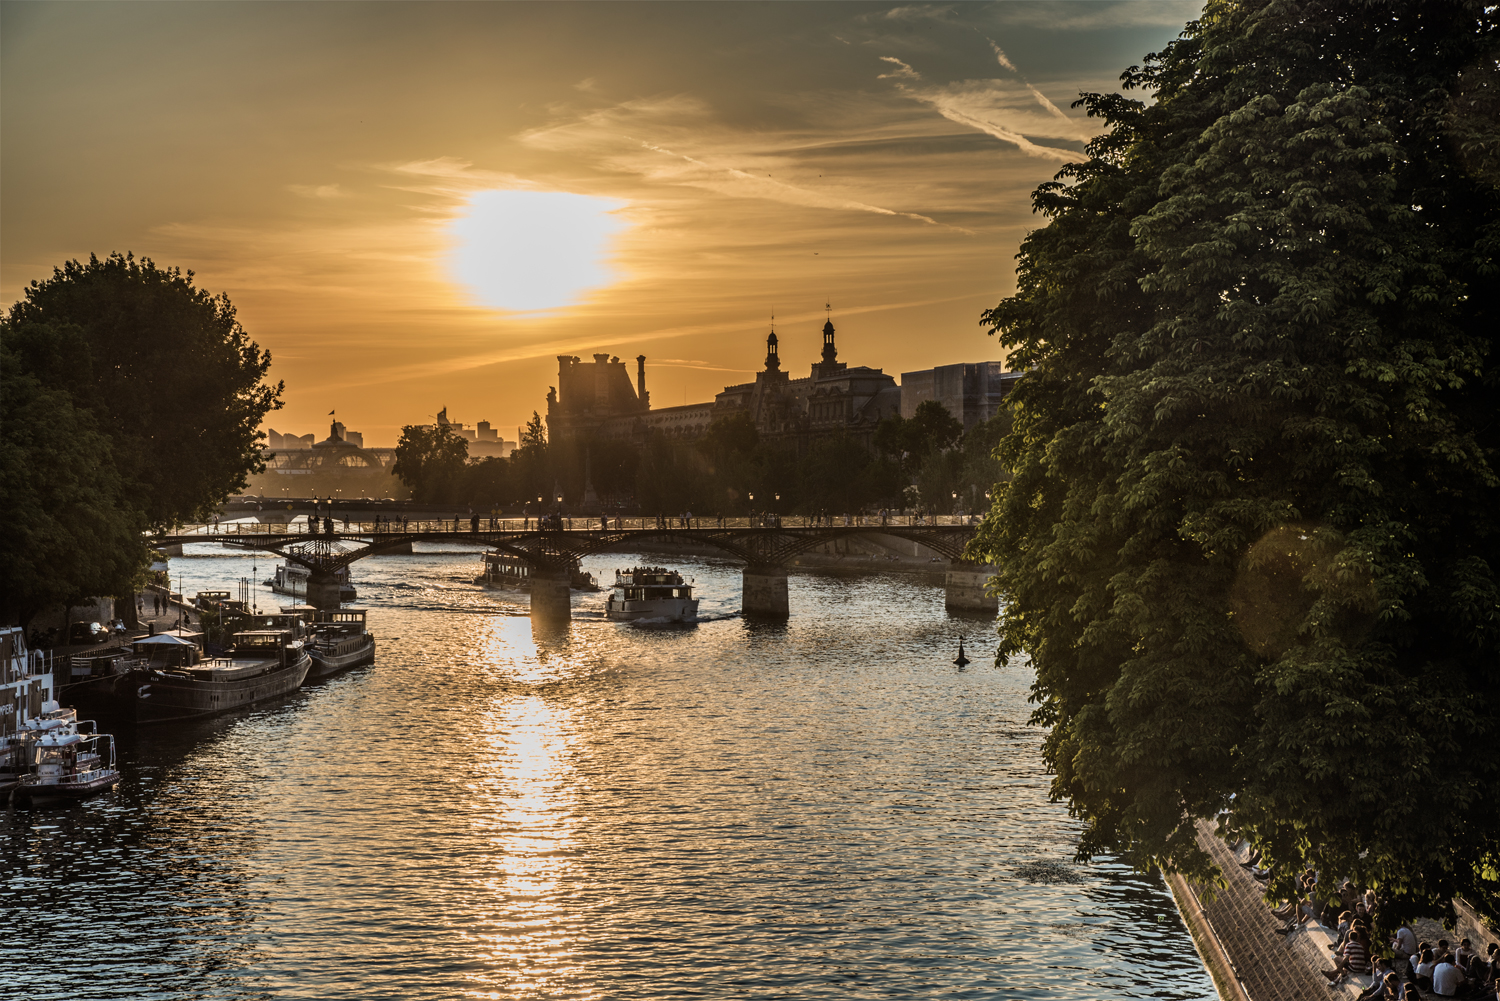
[457,617,589,999]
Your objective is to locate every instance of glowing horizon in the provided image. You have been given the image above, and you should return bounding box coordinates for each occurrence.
[1,1,1203,445]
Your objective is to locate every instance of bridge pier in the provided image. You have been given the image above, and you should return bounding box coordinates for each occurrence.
[530,568,572,622]
[944,564,997,613]
[742,564,789,619]
[306,571,344,611]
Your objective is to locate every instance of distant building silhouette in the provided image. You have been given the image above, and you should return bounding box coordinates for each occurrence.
[546,314,911,448]
[898,362,1022,430]
[420,407,513,457]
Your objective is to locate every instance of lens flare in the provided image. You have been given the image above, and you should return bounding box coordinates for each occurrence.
[448,189,627,312]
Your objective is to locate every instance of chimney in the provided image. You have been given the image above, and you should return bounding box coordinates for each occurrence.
[636,355,649,408]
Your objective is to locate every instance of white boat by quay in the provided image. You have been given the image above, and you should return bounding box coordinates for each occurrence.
[605,567,699,622]
[14,706,119,804]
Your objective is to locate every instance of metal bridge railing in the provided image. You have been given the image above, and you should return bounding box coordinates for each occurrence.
[159,512,982,539]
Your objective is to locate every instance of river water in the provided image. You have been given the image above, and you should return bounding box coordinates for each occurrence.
[2,545,1214,1000]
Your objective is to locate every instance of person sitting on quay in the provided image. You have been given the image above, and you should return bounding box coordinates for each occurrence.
[1430,952,1467,997]
[1355,959,1398,1000]
[1393,920,1419,972]
[1325,926,1373,985]
[1329,910,1356,952]
[1414,947,1440,990]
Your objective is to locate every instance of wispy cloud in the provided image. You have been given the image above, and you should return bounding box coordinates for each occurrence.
[992,1,1202,30]
[877,56,1092,162]
[287,183,348,199]
[520,95,972,232]
[381,157,533,199]
[987,40,1017,73]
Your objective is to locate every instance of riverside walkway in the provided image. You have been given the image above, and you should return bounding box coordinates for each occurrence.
[154,516,991,620]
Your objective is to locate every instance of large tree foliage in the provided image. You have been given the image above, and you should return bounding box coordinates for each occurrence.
[392,424,469,503]
[6,253,283,529]
[0,334,149,624]
[972,0,1500,921]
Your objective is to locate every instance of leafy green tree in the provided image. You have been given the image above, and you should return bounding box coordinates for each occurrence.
[971,0,1500,921]
[6,253,283,529]
[1,336,149,624]
[392,424,468,503]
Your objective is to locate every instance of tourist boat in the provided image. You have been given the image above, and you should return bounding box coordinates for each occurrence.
[125,629,311,723]
[476,551,599,591]
[303,609,376,679]
[605,567,699,622]
[265,563,357,602]
[14,725,119,805]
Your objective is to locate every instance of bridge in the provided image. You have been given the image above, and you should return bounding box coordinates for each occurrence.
[155,520,995,620]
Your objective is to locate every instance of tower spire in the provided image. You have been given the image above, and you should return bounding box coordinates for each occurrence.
[764,312,780,372]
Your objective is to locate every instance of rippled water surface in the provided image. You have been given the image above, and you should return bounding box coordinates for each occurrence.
[2,545,1213,999]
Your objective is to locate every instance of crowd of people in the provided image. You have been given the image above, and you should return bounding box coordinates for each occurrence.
[1237,846,1498,998]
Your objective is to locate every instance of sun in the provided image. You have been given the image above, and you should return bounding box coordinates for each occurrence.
[447,189,628,312]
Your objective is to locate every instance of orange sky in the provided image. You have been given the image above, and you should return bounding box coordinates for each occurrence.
[2,1,1199,446]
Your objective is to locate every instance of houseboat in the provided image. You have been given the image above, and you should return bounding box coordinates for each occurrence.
[476,551,599,591]
[605,567,699,622]
[266,563,357,602]
[126,629,311,724]
[303,609,376,679]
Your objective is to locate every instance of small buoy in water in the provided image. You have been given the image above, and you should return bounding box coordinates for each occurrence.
[953,637,970,668]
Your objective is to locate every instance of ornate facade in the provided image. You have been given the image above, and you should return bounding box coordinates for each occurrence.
[545,316,902,448]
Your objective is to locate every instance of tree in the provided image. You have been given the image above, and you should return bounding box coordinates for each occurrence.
[970,0,1500,922]
[875,401,964,480]
[0,336,149,624]
[392,424,469,503]
[5,253,283,528]
[512,411,550,505]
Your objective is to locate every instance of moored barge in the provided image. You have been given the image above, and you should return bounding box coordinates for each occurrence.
[127,629,311,723]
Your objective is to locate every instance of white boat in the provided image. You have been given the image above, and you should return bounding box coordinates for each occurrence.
[303,609,376,679]
[12,702,119,804]
[605,567,699,622]
[1,700,78,792]
[265,563,356,602]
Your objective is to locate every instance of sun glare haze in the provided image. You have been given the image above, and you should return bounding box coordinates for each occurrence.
[448,190,628,313]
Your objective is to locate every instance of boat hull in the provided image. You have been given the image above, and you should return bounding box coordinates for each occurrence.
[130,651,312,723]
[605,597,700,622]
[307,635,376,679]
[16,771,120,804]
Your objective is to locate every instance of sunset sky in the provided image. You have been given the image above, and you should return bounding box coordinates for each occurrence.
[2,1,1200,446]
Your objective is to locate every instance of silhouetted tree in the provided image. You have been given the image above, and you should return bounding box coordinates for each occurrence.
[392,424,468,503]
[5,253,282,529]
[1,333,149,625]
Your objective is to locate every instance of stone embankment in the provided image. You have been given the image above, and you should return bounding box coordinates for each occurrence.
[1166,820,1498,1001]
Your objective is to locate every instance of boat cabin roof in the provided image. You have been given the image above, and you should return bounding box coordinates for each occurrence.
[315,609,366,623]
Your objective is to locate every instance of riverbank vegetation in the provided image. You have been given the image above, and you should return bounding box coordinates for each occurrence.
[392,402,1008,517]
[969,0,1500,923]
[1,254,283,625]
